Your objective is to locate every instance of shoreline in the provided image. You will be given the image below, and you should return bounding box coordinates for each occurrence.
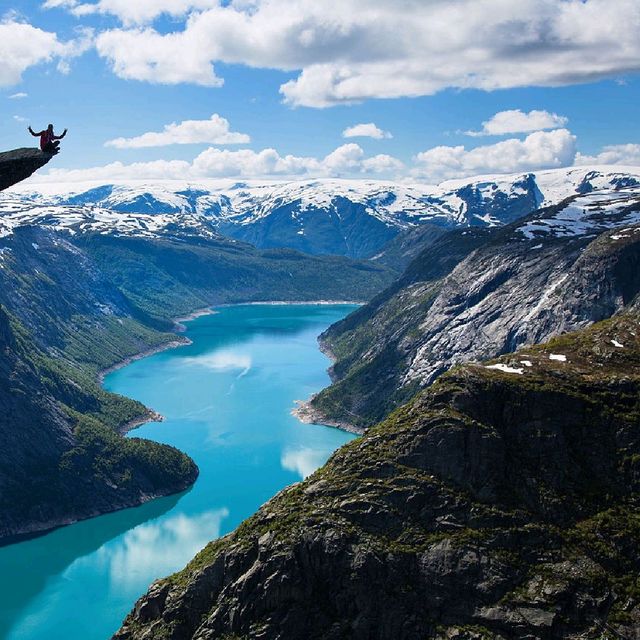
[291,330,365,435]
[117,409,165,436]
[98,338,192,385]
[174,306,219,331]
[102,300,362,437]
[292,400,364,435]
[215,299,364,308]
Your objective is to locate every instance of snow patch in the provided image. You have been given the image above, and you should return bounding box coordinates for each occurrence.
[485,363,524,375]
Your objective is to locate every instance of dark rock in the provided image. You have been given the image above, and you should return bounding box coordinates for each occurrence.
[113,312,640,640]
[0,148,53,191]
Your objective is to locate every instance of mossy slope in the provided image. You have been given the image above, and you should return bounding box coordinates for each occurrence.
[114,311,640,640]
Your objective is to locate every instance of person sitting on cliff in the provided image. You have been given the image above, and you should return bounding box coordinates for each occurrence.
[28,124,67,155]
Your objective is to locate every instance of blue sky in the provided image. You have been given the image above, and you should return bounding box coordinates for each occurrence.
[2,0,639,183]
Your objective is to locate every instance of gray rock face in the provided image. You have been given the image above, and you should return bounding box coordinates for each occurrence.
[114,313,640,639]
[0,148,52,191]
[311,187,640,428]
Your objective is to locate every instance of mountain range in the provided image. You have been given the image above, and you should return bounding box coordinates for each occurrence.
[307,184,640,429]
[6,166,640,263]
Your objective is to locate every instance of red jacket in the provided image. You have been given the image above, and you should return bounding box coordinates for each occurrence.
[30,128,65,151]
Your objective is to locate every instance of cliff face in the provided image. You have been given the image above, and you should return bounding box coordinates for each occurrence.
[310,189,640,428]
[114,311,640,640]
[0,148,52,191]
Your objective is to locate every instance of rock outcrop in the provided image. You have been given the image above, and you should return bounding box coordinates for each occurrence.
[114,310,640,640]
[0,148,53,191]
[309,187,640,428]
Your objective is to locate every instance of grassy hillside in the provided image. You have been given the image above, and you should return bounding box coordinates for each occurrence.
[0,305,197,540]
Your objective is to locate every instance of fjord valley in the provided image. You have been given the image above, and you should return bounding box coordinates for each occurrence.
[5,1,640,637]
[111,177,640,640]
[0,172,393,541]
[1,158,640,639]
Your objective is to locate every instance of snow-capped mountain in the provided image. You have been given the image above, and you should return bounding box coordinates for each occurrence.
[308,181,640,429]
[3,166,639,259]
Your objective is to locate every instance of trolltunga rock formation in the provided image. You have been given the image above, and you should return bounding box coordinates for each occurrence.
[0,148,53,192]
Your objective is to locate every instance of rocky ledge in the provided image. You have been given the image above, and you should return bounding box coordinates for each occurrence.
[0,148,53,192]
[115,309,640,639]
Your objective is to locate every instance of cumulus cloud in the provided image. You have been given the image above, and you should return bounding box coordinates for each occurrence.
[96,27,222,86]
[105,114,250,148]
[343,122,392,139]
[44,0,218,25]
[35,143,404,182]
[465,109,569,137]
[0,18,92,87]
[575,143,640,166]
[413,129,577,182]
[65,0,640,106]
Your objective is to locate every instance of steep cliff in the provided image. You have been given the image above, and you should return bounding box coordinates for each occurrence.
[0,148,52,191]
[114,309,640,640]
[309,188,640,429]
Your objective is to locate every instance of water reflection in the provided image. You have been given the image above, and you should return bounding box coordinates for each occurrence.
[179,350,252,377]
[93,509,229,588]
[0,492,185,639]
[281,446,333,479]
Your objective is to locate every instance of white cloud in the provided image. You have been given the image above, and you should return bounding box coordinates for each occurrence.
[45,0,218,25]
[35,143,404,182]
[281,447,330,479]
[75,0,640,106]
[13,115,28,123]
[465,109,569,137]
[362,154,404,174]
[9,92,28,99]
[343,122,392,139]
[0,19,91,87]
[105,114,250,148]
[413,129,577,182]
[96,27,222,86]
[575,143,640,166]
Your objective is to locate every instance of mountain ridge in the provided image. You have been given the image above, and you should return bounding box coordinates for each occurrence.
[306,186,640,429]
[5,166,639,261]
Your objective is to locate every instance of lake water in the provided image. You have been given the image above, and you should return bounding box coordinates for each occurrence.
[0,304,356,640]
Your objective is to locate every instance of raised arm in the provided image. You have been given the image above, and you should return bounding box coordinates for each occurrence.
[53,128,68,140]
[28,126,42,137]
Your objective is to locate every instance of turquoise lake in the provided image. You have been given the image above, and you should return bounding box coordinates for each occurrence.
[0,304,356,640]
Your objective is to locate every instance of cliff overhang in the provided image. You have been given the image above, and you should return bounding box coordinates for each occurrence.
[0,148,53,192]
